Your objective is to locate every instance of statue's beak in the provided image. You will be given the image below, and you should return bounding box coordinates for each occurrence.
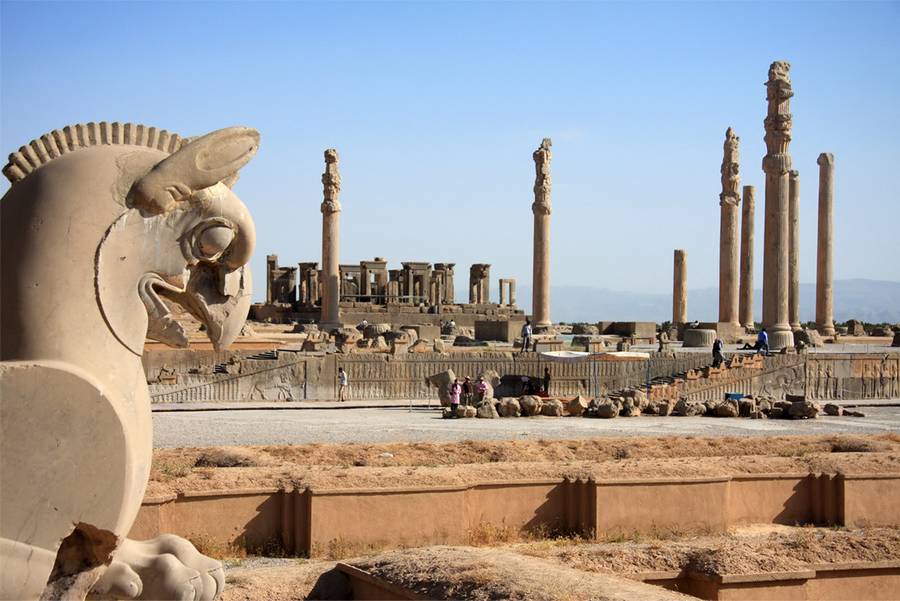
[167,263,253,351]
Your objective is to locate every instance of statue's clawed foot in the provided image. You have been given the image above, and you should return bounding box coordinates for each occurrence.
[91,535,224,601]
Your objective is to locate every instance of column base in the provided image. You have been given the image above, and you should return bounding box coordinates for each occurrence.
[533,323,553,334]
[817,324,836,337]
[769,330,795,351]
[318,322,343,334]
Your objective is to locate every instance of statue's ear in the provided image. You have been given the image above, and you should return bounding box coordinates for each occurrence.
[128,126,259,214]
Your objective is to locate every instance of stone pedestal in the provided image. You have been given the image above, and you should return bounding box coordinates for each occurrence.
[672,249,687,325]
[718,127,741,327]
[816,153,836,336]
[761,61,794,350]
[531,138,552,329]
[739,185,755,328]
[320,149,342,329]
[788,170,801,331]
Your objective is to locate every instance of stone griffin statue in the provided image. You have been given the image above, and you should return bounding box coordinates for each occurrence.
[0,122,258,600]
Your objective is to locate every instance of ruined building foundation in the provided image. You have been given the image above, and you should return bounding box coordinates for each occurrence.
[739,185,755,329]
[816,152,836,336]
[761,61,794,350]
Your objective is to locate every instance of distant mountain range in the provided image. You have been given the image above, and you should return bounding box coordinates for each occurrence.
[515,279,900,324]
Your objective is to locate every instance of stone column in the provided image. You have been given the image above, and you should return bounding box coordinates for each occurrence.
[266,254,277,304]
[673,249,687,324]
[761,61,794,350]
[320,149,341,328]
[718,127,741,327]
[531,138,552,329]
[739,186,755,329]
[499,279,507,306]
[509,279,517,306]
[816,153,836,336]
[481,265,490,303]
[788,170,801,330]
[359,262,371,298]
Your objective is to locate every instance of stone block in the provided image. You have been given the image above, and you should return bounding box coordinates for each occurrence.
[402,323,440,341]
[683,329,716,348]
[519,395,543,416]
[474,319,517,343]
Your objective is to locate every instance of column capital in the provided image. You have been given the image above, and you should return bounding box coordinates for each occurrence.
[817,152,835,166]
[321,148,341,214]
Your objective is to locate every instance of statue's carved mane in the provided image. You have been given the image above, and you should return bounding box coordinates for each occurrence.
[3,122,188,185]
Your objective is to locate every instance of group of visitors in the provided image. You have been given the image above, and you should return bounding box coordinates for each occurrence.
[448,376,490,417]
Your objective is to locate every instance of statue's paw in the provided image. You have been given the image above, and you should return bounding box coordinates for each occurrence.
[91,535,224,601]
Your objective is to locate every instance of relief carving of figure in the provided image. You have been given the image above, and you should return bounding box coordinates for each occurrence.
[1,122,259,600]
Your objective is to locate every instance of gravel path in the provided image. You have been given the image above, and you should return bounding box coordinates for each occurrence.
[152,404,900,448]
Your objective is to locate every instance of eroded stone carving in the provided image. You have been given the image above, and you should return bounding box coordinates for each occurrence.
[0,122,258,600]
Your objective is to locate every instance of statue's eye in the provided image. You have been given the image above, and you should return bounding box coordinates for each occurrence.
[196,225,235,260]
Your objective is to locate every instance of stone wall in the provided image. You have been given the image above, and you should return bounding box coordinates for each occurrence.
[145,350,900,403]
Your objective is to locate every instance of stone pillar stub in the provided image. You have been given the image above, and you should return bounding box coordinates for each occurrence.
[718,127,741,327]
[816,153,836,336]
[673,249,687,324]
[320,149,341,328]
[531,138,552,329]
[788,169,801,331]
[739,185,755,329]
[761,60,794,350]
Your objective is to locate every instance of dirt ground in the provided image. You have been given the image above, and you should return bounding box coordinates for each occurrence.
[516,526,900,576]
[220,527,900,601]
[148,433,900,496]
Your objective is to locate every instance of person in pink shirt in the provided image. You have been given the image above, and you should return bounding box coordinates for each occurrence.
[476,377,489,403]
[449,378,462,418]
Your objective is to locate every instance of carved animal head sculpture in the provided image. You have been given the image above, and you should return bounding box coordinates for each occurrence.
[1,123,258,599]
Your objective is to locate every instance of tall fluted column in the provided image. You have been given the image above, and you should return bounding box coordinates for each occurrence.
[788,170,801,330]
[320,149,342,328]
[816,153,836,336]
[531,138,552,329]
[673,249,687,324]
[739,185,755,329]
[718,127,741,327]
[761,61,794,350]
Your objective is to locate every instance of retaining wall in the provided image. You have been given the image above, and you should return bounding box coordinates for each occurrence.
[145,349,900,403]
[131,473,900,557]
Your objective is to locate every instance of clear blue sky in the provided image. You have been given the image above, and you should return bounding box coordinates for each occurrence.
[2,1,898,304]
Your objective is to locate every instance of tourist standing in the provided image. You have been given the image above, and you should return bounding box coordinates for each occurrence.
[462,376,473,406]
[521,319,533,352]
[476,376,489,403]
[712,338,724,367]
[450,378,462,417]
[543,367,551,395]
[337,367,349,401]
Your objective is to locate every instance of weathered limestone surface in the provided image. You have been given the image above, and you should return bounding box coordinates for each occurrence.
[816,153,836,336]
[789,169,801,331]
[672,249,687,324]
[1,122,258,599]
[761,61,794,350]
[531,138,552,329]
[718,127,741,326]
[739,185,756,328]
[320,149,342,329]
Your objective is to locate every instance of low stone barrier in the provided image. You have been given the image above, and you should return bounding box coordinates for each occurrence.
[131,472,900,557]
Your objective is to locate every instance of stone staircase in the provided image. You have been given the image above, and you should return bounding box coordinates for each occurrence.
[616,353,806,403]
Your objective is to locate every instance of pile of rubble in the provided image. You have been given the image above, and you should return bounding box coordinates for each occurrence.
[427,369,863,421]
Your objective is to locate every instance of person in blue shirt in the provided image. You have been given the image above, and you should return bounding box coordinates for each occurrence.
[756,328,769,355]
